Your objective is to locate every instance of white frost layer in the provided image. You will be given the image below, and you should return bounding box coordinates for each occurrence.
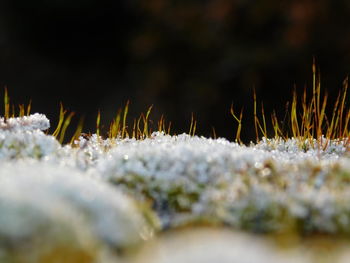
[93,132,350,231]
[97,132,343,187]
[3,115,350,235]
[0,129,60,159]
[0,114,58,160]
[0,162,157,248]
[0,113,50,131]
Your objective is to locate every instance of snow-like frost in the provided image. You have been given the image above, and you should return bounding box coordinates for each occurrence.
[93,132,350,232]
[0,113,50,131]
[0,162,159,256]
[0,129,60,159]
[3,115,350,239]
[0,114,59,160]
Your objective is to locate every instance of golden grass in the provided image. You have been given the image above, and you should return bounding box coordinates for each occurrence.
[230,104,243,144]
[52,103,75,144]
[2,61,350,150]
[188,113,197,137]
[231,61,350,149]
[3,87,32,120]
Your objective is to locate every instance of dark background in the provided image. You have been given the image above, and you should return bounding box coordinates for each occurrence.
[1,0,350,141]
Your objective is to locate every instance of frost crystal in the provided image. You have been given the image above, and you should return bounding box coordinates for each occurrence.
[0,113,50,132]
[93,132,350,233]
[4,113,350,254]
[0,162,158,250]
[0,114,58,160]
[0,160,159,262]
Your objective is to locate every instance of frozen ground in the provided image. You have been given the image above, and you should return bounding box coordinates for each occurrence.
[1,114,350,262]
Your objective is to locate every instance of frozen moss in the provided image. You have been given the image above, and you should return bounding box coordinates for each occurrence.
[0,162,159,262]
[95,132,350,234]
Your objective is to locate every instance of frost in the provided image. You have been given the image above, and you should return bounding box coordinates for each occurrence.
[92,132,350,233]
[3,114,350,244]
[0,113,50,132]
[0,114,59,160]
[0,129,60,159]
[0,161,159,262]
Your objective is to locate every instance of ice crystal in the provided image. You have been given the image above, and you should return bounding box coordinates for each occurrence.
[0,129,60,159]
[0,113,50,132]
[0,161,159,262]
[93,132,350,233]
[0,114,58,160]
[3,114,350,246]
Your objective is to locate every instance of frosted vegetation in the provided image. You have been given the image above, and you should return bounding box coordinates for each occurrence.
[2,113,350,262]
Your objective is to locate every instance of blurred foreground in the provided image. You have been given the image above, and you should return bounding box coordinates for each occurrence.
[131,227,350,263]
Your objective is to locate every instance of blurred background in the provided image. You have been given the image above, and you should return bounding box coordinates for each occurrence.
[0,0,350,141]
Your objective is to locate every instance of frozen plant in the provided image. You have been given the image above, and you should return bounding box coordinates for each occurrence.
[0,129,60,159]
[0,162,159,262]
[0,113,50,132]
[0,114,60,160]
[94,132,350,233]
